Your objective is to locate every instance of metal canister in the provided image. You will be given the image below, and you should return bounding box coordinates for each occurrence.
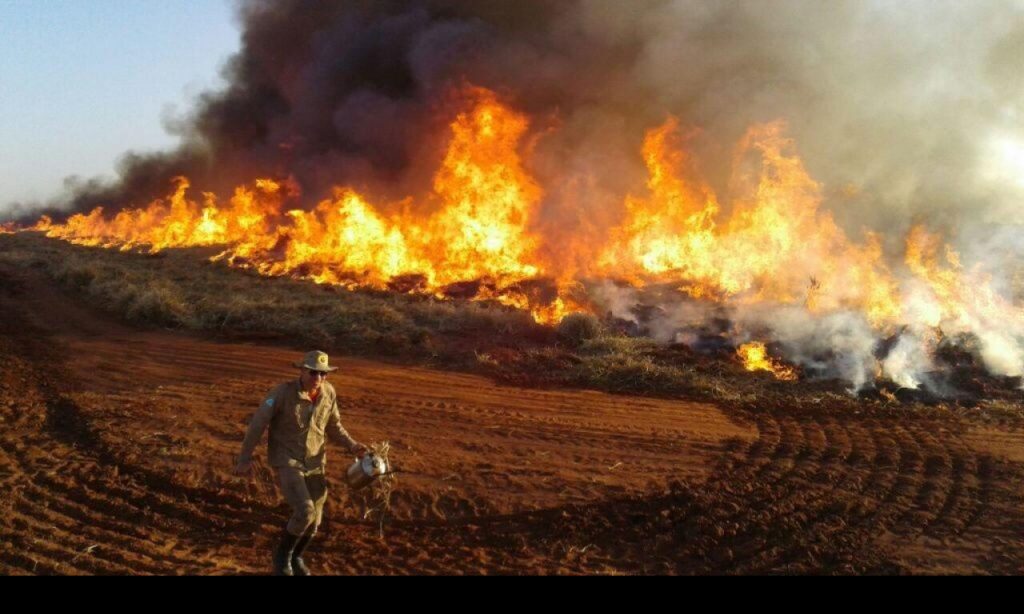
[345,453,388,490]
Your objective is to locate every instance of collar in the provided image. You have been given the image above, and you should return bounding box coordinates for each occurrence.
[297,379,315,401]
[296,379,325,403]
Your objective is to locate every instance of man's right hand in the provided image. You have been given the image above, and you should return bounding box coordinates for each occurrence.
[234,460,253,477]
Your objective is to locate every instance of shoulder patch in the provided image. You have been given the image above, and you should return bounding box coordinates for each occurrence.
[263,397,275,409]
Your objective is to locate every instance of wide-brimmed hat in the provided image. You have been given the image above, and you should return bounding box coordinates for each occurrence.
[294,350,339,373]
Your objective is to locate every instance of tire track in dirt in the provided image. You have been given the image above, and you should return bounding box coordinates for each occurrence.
[500,406,1024,575]
[0,270,276,574]
[314,404,1022,574]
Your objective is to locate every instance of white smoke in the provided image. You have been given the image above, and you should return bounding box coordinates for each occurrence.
[730,306,879,392]
[590,281,640,323]
[881,333,934,390]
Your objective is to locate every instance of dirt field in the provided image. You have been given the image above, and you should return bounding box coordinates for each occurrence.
[1,261,1024,574]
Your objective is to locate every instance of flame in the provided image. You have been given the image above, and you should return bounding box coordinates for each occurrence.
[599,120,902,325]
[599,118,720,282]
[530,297,573,326]
[10,85,1021,386]
[30,177,242,252]
[737,342,798,380]
[25,87,559,319]
[529,295,592,326]
[901,225,1009,330]
[903,226,1024,376]
[426,88,542,285]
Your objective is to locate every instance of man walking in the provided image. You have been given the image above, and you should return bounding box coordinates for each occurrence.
[235,350,367,576]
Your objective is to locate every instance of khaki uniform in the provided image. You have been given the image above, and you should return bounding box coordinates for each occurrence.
[240,380,359,535]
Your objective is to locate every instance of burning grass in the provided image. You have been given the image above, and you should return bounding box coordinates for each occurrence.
[2,231,1024,419]
[11,88,1024,402]
[0,232,545,362]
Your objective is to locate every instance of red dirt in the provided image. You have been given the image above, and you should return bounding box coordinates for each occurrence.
[1,264,1023,574]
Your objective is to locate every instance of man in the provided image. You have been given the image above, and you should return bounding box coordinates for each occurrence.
[235,350,367,576]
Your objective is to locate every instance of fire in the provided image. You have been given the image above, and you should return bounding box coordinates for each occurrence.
[28,177,251,254]
[903,225,1024,376]
[218,88,545,293]
[230,187,420,286]
[24,87,557,318]
[904,224,1022,337]
[599,120,902,324]
[8,83,1022,388]
[901,225,1016,332]
[737,342,798,380]
[426,88,542,285]
[598,118,720,284]
[528,295,592,326]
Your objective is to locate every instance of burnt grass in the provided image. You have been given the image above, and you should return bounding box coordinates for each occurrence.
[2,232,1023,426]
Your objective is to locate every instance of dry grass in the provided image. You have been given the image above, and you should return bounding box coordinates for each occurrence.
[0,233,545,365]
[357,441,397,537]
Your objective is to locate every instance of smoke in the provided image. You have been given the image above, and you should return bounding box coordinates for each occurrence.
[590,281,641,324]
[881,333,934,390]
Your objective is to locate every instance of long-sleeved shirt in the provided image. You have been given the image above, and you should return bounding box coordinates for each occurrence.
[239,379,359,471]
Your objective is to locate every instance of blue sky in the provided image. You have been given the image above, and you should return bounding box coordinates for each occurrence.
[0,0,240,208]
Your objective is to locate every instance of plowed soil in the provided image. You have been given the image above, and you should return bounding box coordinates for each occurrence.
[1,263,1023,575]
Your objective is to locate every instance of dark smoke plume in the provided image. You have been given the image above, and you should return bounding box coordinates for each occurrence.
[7,0,1024,246]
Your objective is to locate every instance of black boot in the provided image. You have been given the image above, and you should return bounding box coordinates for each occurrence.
[272,529,300,576]
[291,527,317,576]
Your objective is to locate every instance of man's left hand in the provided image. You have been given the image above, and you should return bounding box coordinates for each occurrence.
[351,443,369,457]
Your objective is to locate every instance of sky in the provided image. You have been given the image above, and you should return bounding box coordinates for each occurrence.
[0,0,240,206]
